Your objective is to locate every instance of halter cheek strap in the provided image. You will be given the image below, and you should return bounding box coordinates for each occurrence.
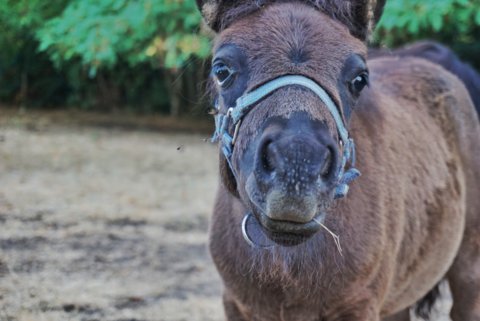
[211,75,360,199]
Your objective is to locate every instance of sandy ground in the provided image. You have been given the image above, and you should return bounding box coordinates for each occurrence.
[0,115,452,321]
[0,118,222,321]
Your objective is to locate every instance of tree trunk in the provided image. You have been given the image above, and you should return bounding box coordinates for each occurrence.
[166,70,182,117]
[185,64,196,112]
[17,71,28,107]
[97,72,120,111]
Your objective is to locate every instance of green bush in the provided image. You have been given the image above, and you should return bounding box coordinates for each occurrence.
[374,0,480,68]
[0,0,69,106]
[36,0,210,76]
[0,0,210,114]
[0,0,478,113]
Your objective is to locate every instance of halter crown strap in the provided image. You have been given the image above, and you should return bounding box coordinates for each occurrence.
[212,74,360,199]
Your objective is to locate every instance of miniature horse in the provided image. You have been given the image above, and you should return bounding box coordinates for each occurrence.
[197,1,480,320]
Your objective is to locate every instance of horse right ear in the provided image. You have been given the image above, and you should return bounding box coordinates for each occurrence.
[195,0,223,32]
[195,0,249,32]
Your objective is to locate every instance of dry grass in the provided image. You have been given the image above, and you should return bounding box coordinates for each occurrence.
[0,116,222,321]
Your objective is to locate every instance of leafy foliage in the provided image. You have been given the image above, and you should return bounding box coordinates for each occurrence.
[374,0,480,68]
[36,0,210,76]
[0,0,69,105]
[0,0,209,113]
[0,0,478,112]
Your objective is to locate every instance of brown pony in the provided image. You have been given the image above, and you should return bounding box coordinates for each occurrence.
[196,1,480,320]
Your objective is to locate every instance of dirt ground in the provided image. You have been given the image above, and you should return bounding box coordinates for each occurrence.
[0,112,452,321]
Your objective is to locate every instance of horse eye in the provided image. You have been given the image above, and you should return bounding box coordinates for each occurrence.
[213,62,234,87]
[350,72,369,94]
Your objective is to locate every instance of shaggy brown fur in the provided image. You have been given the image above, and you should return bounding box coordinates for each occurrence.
[198,1,480,320]
[370,40,480,115]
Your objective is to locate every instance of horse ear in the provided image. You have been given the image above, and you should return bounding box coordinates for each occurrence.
[330,0,386,41]
[194,0,225,32]
[195,0,261,32]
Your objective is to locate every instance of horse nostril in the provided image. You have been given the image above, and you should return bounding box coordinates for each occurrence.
[260,139,275,173]
[320,148,333,178]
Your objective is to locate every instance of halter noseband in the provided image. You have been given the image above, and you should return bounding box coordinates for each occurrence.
[211,75,360,199]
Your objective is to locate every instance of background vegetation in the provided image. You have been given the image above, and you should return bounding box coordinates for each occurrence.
[0,0,478,115]
[374,0,480,68]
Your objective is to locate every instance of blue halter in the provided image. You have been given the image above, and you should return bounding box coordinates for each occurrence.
[211,75,360,199]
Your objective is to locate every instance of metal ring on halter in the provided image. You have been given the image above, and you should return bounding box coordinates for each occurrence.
[241,213,273,249]
[241,214,256,247]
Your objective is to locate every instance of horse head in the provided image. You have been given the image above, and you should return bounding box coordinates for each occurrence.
[199,1,385,246]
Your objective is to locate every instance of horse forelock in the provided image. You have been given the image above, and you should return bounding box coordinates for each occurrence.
[211,1,354,31]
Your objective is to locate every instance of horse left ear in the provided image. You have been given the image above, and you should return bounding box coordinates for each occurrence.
[337,0,386,41]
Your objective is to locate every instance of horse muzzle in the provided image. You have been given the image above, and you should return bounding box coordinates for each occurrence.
[244,117,337,244]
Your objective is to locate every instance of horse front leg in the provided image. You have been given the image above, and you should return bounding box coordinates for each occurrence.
[329,303,382,321]
[448,250,480,321]
[382,309,410,321]
[223,292,250,321]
